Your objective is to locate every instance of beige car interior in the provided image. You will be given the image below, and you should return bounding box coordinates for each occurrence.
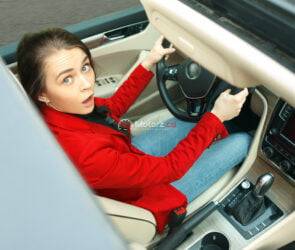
[8,0,294,248]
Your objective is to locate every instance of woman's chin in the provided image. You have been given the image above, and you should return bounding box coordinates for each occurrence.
[81,104,94,114]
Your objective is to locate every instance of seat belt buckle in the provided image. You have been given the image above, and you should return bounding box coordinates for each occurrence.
[168,206,187,232]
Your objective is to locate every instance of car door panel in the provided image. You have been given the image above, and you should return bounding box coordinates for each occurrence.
[90,24,183,120]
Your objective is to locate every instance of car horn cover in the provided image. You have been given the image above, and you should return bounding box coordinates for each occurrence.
[177,60,215,99]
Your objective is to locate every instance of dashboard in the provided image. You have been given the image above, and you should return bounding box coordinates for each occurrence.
[141,0,295,108]
[262,100,295,184]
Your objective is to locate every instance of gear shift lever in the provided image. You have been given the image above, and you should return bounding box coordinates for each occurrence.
[253,173,274,198]
[226,173,274,225]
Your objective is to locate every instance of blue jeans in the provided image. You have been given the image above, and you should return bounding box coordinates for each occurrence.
[132,117,252,202]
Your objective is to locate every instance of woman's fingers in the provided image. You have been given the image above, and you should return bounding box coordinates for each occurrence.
[156,35,165,46]
[211,87,249,122]
[164,47,176,54]
[234,88,248,100]
[221,89,231,96]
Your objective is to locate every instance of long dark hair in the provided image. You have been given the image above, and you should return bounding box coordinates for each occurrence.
[16,27,95,108]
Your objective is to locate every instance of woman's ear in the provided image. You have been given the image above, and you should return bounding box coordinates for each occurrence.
[38,93,49,104]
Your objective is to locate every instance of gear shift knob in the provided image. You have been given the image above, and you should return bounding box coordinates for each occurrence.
[253,173,274,198]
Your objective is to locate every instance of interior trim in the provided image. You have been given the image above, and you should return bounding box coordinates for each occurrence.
[244,212,295,250]
[215,89,268,202]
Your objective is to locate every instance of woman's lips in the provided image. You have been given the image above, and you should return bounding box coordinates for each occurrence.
[82,94,94,106]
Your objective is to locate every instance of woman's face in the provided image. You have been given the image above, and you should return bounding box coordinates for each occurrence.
[39,47,95,114]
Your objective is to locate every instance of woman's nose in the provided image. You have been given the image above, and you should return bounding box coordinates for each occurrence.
[79,74,92,90]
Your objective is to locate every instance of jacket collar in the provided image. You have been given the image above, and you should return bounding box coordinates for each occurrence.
[41,105,92,131]
[41,106,128,140]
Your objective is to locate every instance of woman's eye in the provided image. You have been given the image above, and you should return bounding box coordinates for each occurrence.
[82,64,91,72]
[62,76,73,85]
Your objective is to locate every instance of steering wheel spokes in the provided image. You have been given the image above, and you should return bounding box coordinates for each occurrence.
[186,98,207,117]
[156,42,217,122]
[164,65,180,81]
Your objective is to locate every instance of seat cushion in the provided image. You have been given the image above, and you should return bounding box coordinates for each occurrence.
[93,196,157,244]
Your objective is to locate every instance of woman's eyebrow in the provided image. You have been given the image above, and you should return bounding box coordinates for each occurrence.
[56,56,88,79]
[82,56,88,64]
[56,56,89,80]
[56,68,73,80]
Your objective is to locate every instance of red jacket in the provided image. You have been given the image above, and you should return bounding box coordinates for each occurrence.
[42,64,228,232]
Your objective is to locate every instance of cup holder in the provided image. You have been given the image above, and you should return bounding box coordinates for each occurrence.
[200,232,229,250]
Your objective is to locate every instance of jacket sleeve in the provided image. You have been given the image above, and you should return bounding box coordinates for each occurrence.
[75,112,228,190]
[94,64,154,118]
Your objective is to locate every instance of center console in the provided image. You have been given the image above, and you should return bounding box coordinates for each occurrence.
[157,174,284,250]
[155,99,294,250]
[262,100,295,183]
[218,177,283,240]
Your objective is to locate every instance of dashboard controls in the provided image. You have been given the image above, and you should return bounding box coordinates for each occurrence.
[269,128,278,135]
[279,160,291,172]
[263,146,275,158]
[262,100,295,184]
[241,180,251,190]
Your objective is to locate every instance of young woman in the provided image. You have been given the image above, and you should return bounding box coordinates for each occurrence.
[17,28,251,232]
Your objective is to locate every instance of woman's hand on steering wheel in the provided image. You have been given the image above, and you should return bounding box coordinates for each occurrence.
[155,37,253,122]
[211,88,249,122]
[141,36,176,70]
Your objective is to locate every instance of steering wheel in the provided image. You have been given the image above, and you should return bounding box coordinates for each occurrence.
[156,39,242,122]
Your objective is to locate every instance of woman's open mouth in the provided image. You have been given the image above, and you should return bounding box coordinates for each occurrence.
[82,94,94,106]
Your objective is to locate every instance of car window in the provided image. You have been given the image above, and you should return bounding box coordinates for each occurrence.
[0,0,140,47]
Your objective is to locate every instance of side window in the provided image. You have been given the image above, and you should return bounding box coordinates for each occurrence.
[0,0,140,47]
